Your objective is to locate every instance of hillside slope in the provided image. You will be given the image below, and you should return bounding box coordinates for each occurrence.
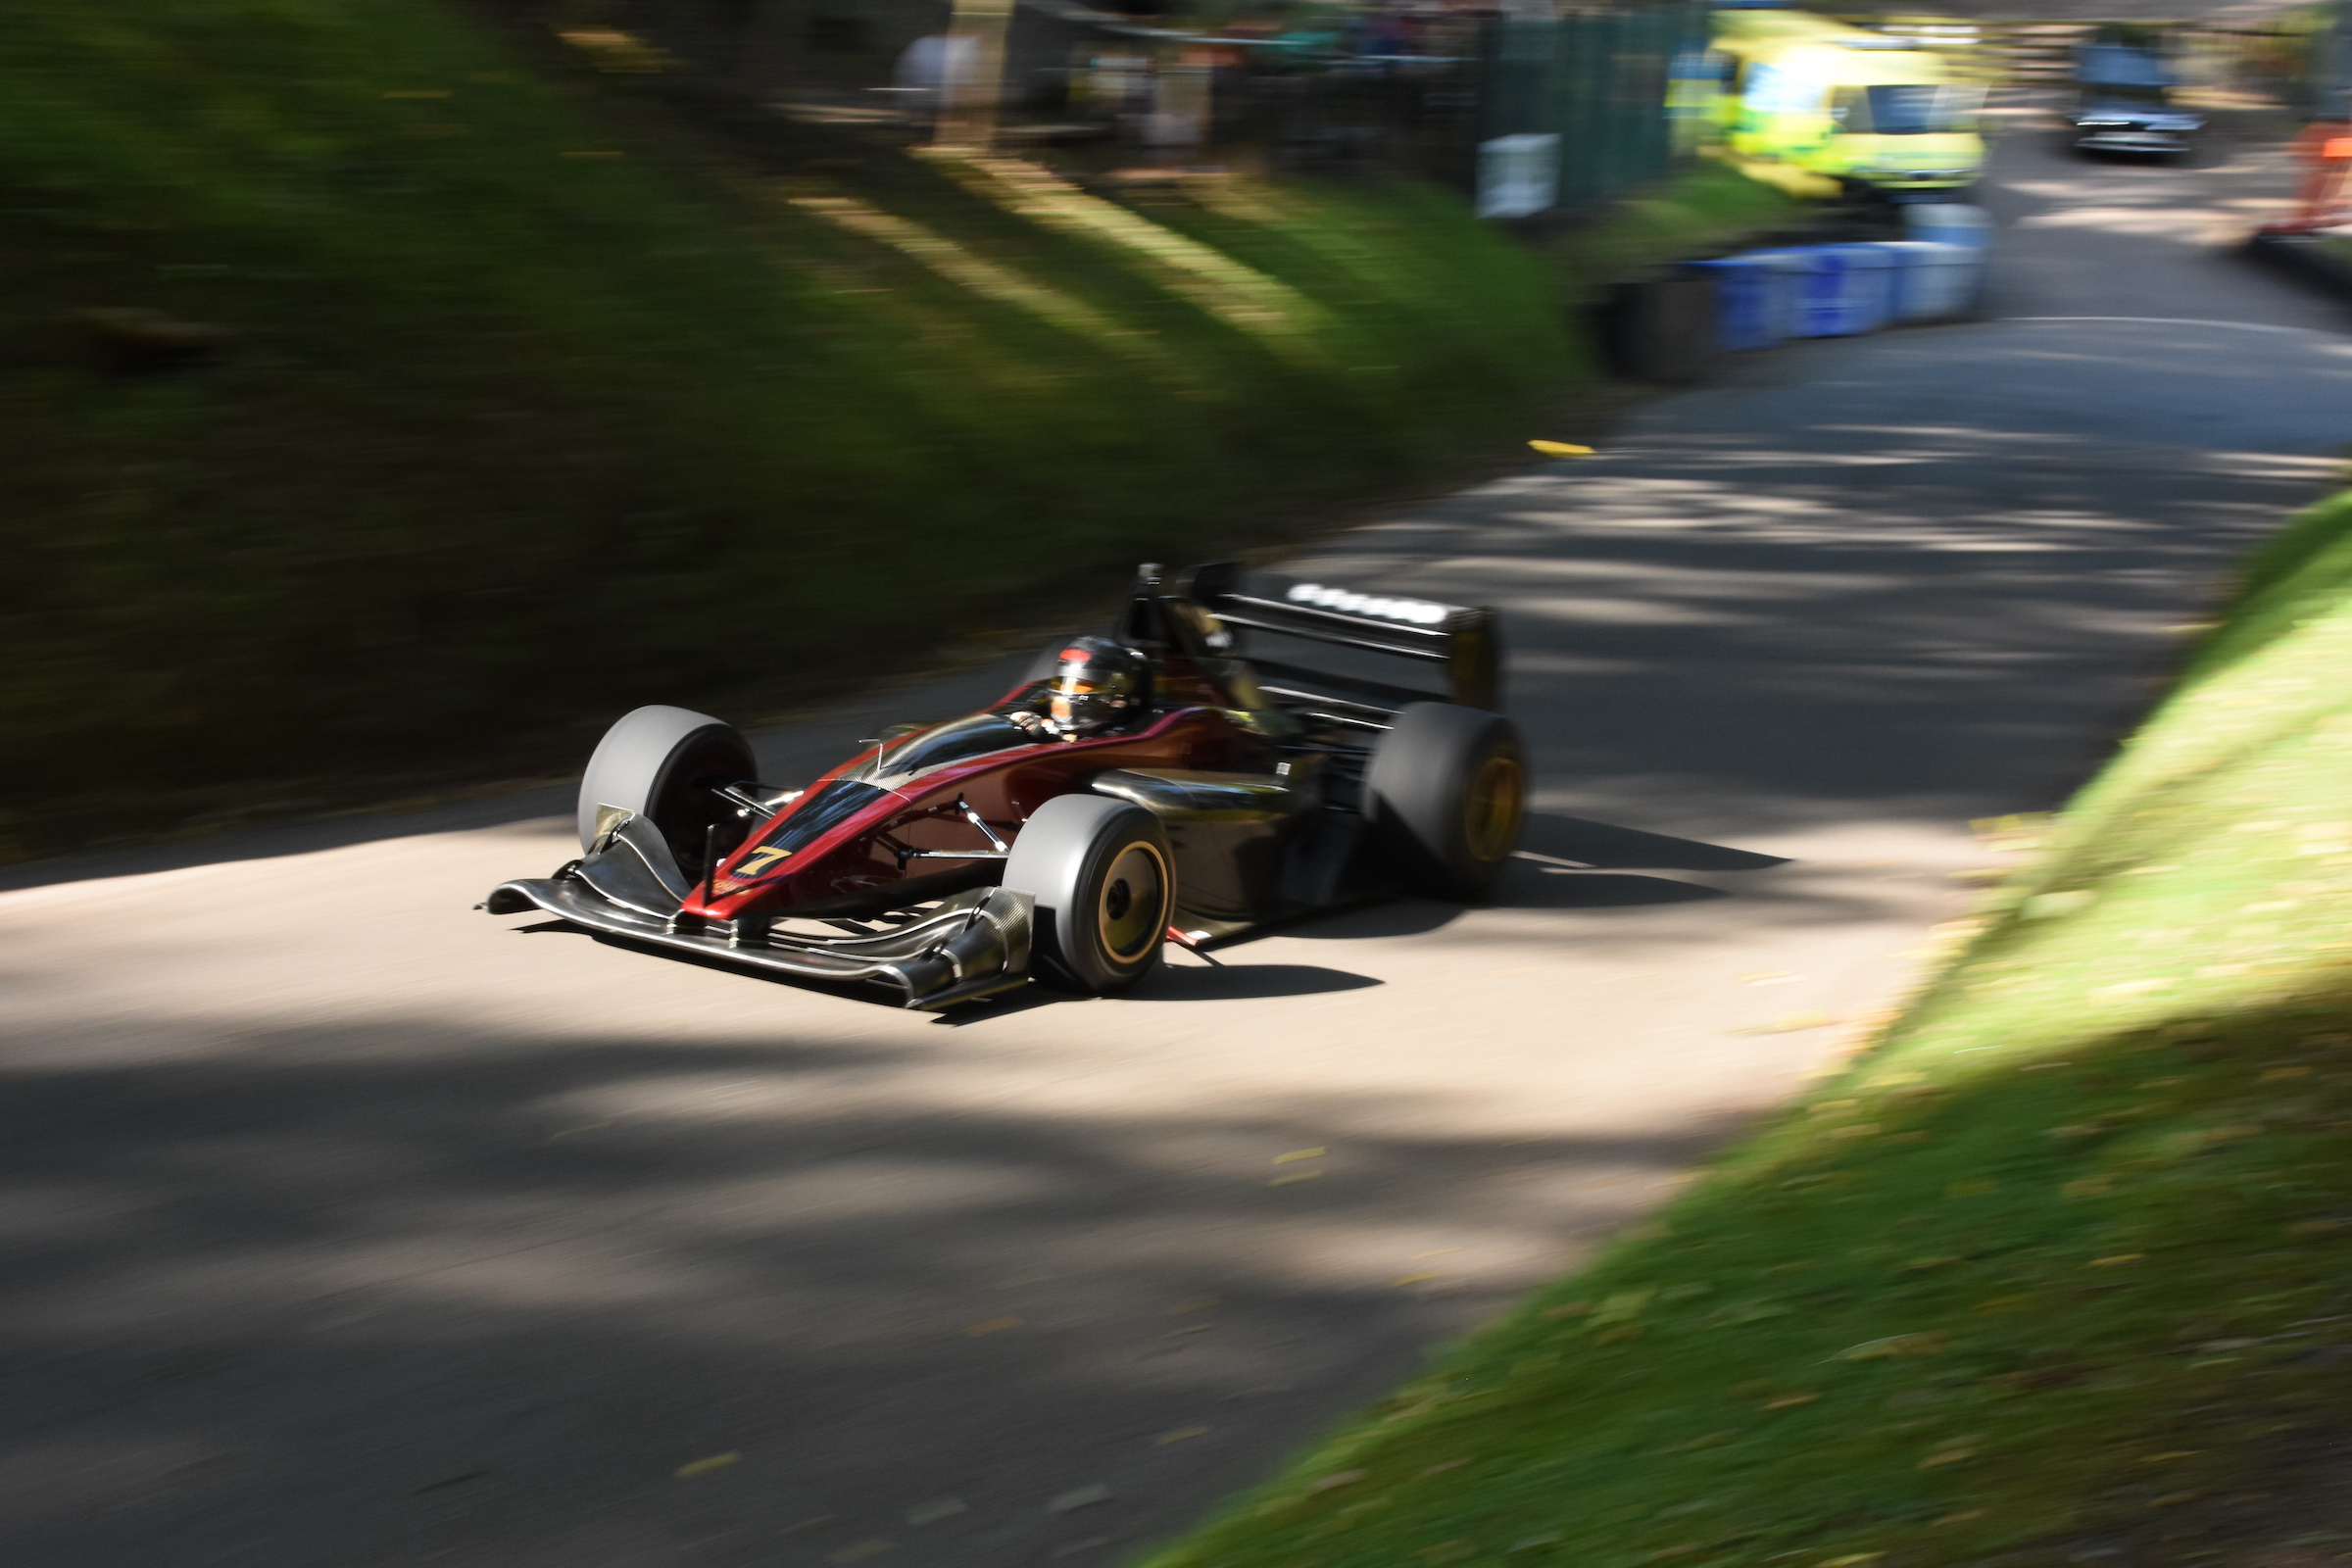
[0,0,1580,858]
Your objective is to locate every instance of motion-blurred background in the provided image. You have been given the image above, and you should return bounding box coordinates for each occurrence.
[3,0,2342,862]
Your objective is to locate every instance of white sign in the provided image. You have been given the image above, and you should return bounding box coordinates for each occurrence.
[1477,132,1560,220]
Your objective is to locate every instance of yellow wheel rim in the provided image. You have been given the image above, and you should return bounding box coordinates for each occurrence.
[1097,841,1170,963]
[1465,754,1524,864]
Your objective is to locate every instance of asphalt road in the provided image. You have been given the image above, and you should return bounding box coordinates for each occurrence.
[4,113,2349,1568]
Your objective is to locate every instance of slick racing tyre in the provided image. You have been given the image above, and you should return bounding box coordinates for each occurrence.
[1004,795,1174,996]
[576,705,759,883]
[1364,701,1526,902]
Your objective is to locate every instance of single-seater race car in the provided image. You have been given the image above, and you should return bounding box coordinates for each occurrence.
[481,563,1525,1009]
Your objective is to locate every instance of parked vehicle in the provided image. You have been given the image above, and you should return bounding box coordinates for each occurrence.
[1712,7,1984,202]
[481,564,1525,1009]
[2070,42,2203,160]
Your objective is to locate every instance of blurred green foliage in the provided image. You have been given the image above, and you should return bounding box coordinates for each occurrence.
[1,0,1592,858]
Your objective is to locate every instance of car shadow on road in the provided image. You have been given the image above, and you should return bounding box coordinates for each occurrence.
[1510,870,1729,908]
[1519,815,1788,873]
[1136,962,1383,1001]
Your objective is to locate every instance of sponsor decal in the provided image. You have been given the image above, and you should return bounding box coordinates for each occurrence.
[1285,582,1452,627]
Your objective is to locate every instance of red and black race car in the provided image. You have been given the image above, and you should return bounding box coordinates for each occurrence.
[481,563,1525,1008]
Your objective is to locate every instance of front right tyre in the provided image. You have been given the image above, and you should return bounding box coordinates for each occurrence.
[1003,794,1174,996]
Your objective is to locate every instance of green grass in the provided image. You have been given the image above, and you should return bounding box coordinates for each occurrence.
[1547,159,1805,306]
[1136,489,2352,1568]
[9,0,1711,860]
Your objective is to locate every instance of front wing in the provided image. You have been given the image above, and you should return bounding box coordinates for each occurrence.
[483,869,1034,1010]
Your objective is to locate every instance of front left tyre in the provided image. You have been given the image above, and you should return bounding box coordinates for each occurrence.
[1003,794,1174,996]
[576,705,759,884]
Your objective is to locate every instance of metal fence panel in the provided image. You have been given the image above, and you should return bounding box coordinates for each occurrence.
[1482,4,1706,219]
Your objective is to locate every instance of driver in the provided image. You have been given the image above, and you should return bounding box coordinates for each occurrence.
[1007,637,1148,741]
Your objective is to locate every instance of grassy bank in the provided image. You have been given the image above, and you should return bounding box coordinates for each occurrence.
[6,0,1701,860]
[1137,491,2352,1567]
[1548,160,1806,306]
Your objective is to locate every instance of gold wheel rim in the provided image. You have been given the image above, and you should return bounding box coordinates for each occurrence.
[1465,754,1524,864]
[1097,841,1170,963]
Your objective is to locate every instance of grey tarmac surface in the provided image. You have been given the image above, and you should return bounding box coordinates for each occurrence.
[3,110,2350,1568]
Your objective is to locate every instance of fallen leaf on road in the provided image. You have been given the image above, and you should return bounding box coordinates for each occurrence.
[1156,1426,1210,1445]
[1270,1170,1322,1186]
[1274,1148,1326,1164]
[1393,1271,1447,1286]
[1529,440,1594,457]
[1048,1485,1112,1513]
[675,1452,739,1478]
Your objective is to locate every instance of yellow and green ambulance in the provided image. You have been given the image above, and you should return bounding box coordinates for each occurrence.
[1712,8,1984,201]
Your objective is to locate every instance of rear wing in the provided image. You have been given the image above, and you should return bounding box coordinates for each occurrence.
[1185,562,1501,730]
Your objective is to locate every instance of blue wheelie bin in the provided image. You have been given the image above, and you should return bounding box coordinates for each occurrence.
[1870,240,1982,321]
[1752,244,1896,337]
[1687,252,1804,351]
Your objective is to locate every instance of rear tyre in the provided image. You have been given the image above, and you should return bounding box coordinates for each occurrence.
[1003,795,1174,996]
[576,705,759,883]
[1364,702,1526,901]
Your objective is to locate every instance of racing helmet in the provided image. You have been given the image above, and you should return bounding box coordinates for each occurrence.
[1048,637,1147,736]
